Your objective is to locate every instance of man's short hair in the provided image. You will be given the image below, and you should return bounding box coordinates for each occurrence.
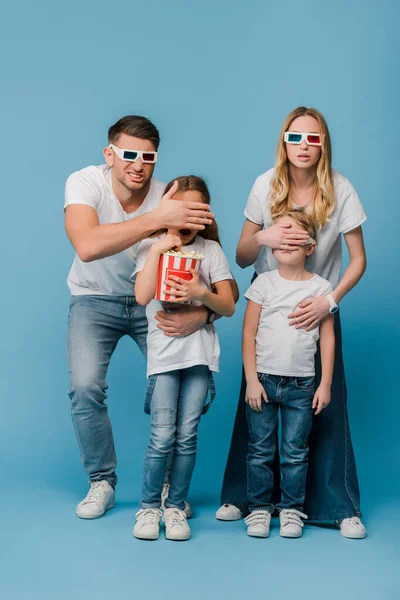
[108,116,160,150]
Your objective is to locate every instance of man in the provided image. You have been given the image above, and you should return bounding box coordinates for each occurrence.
[64,115,216,519]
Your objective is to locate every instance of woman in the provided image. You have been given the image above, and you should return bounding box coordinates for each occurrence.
[217,107,367,538]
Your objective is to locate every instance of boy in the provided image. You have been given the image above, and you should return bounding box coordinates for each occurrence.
[243,211,335,538]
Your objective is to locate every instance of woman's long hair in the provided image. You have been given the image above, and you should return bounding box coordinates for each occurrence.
[155,175,221,245]
[270,106,335,227]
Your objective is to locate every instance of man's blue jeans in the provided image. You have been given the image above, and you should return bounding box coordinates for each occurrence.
[67,295,148,488]
[246,373,314,513]
[141,366,209,510]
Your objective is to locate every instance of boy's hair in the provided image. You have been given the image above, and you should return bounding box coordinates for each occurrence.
[108,115,160,150]
[278,211,317,241]
[163,175,222,245]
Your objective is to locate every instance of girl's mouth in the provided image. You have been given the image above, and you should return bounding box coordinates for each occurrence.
[179,229,192,236]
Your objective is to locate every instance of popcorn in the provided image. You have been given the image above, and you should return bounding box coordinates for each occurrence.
[164,249,205,260]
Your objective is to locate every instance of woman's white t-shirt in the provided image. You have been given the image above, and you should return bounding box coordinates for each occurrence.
[244,169,367,288]
[132,236,233,377]
[64,165,166,296]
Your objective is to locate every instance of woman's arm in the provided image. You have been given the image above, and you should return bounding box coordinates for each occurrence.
[242,301,267,412]
[313,314,335,415]
[236,220,263,268]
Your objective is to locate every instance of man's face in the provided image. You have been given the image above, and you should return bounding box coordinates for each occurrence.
[104,133,156,192]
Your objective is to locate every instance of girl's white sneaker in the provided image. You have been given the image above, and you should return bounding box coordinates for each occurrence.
[244,510,271,537]
[133,508,162,540]
[336,517,367,539]
[279,509,307,538]
[161,483,193,518]
[163,508,191,541]
[215,504,243,521]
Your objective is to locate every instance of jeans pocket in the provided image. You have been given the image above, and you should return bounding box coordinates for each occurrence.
[295,376,315,390]
[152,407,176,427]
[257,373,270,382]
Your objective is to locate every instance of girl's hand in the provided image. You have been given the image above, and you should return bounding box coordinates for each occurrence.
[164,268,205,302]
[312,383,331,415]
[245,380,268,412]
[153,234,182,255]
[255,222,310,250]
[288,295,330,331]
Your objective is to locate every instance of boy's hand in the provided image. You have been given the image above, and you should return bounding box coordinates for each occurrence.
[245,380,268,412]
[164,268,205,302]
[153,234,182,255]
[312,383,331,415]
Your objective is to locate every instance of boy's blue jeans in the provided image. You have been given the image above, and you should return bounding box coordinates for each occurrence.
[140,366,209,511]
[246,373,314,513]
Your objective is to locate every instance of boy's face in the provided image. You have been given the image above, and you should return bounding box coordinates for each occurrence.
[168,189,204,245]
[272,216,315,266]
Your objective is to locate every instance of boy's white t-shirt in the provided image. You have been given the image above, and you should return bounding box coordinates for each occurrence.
[64,165,166,296]
[245,270,332,377]
[244,169,367,288]
[131,236,233,377]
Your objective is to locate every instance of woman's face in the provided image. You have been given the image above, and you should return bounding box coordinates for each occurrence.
[285,115,322,170]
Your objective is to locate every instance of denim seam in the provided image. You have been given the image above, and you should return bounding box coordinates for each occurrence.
[341,350,359,514]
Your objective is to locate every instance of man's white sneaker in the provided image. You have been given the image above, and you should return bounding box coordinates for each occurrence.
[163,508,191,541]
[76,481,115,519]
[216,504,243,521]
[336,517,367,539]
[133,508,162,540]
[279,509,307,538]
[161,483,193,518]
[244,510,271,538]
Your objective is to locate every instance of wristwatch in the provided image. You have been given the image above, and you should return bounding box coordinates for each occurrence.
[206,308,217,325]
[326,293,339,314]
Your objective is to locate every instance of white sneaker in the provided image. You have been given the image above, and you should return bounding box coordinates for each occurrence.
[133,508,162,540]
[76,481,115,519]
[244,510,271,538]
[161,483,193,518]
[279,509,307,538]
[163,508,191,541]
[216,504,243,521]
[336,517,367,539]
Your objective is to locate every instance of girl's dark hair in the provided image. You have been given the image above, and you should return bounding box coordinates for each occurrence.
[163,175,221,245]
[108,115,160,150]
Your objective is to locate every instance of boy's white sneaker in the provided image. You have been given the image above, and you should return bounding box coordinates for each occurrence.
[336,517,367,539]
[76,481,115,519]
[244,510,271,538]
[216,504,243,521]
[161,483,193,518]
[133,508,162,540]
[279,509,307,538]
[163,508,191,541]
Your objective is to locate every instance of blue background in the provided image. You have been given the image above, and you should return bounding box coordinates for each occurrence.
[1,1,399,598]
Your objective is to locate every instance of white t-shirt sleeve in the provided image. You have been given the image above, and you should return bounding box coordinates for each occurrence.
[244,177,264,225]
[208,243,233,284]
[130,238,155,280]
[337,180,367,234]
[244,275,267,305]
[64,170,102,211]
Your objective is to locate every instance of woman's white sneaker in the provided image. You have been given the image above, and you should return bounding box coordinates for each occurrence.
[76,481,115,519]
[163,508,191,541]
[215,504,243,521]
[336,517,367,539]
[133,508,162,540]
[279,509,307,538]
[244,510,271,538]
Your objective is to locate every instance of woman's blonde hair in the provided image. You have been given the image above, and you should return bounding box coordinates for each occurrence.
[270,106,335,227]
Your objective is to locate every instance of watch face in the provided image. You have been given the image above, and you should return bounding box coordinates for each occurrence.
[330,305,339,314]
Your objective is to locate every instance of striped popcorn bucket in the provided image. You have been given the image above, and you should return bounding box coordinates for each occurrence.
[155,252,203,304]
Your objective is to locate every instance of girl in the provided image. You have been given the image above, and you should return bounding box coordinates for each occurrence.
[218,107,368,539]
[132,176,235,541]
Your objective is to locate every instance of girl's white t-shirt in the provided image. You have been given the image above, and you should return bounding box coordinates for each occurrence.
[244,169,367,288]
[64,165,166,296]
[131,236,233,377]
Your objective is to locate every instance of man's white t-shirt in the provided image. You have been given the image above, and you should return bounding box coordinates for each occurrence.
[244,169,367,288]
[131,236,233,377]
[245,270,332,377]
[64,165,166,295]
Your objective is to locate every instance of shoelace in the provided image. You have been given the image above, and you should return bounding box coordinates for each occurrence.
[163,509,186,527]
[280,509,308,528]
[84,482,108,504]
[137,508,162,525]
[244,511,270,526]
